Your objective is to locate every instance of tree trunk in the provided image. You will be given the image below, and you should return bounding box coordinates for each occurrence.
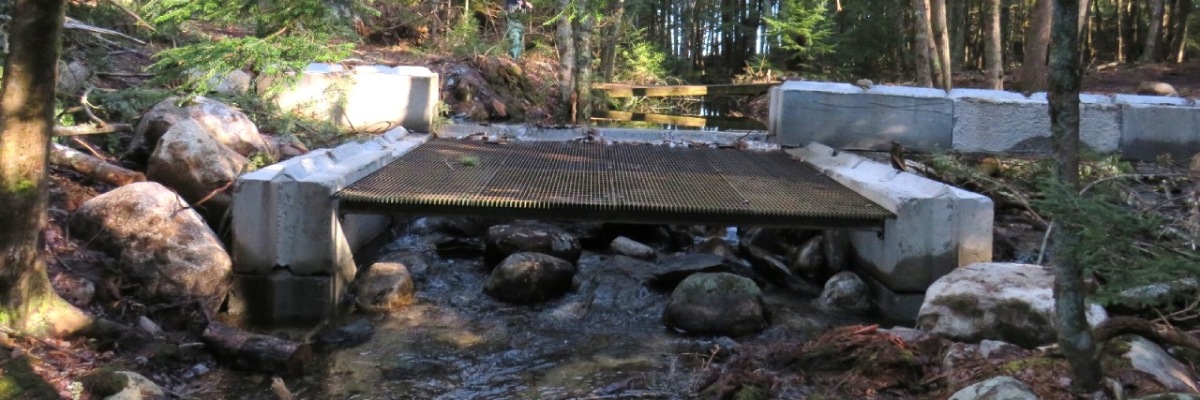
[0,0,92,338]
[1048,0,1103,392]
[1169,0,1191,62]
[949,0,967,67]
[984,0,1003,89]
[911,0,934,87]
[556,0,576,122]
[597,0,625,81]
[574,0,595,124]
[1116,0,1126,62]
[930,0,952,91]
[1020,0,1052,93]
[49,144,146,187]
[1143,0,1166,62]
[202,322,313,375]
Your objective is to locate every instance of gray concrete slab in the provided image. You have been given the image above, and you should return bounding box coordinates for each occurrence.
[1117,95,1200,160]
[788,143,993,297]
[772,82,953,150]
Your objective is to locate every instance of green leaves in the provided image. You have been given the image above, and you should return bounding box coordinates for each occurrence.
[764,0,834,61]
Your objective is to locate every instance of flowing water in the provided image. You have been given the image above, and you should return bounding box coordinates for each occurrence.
[204,223,871,399]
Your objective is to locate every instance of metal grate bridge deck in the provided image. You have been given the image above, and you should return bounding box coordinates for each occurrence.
[336,140,893,230]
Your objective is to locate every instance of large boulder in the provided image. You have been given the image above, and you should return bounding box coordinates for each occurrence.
[146,118,250,221]
[352,254,418,312]
[917,263,1108,347]
[484,252,576,304]
[947,376,1038,400]
[1123,336,1200,393]
[96,371,165,400]
[484,222,581,267]
[71,182,232,312]
[129,96,269,164]
[662,272,767,337]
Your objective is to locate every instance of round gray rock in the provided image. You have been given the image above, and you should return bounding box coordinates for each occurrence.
[611,236,655,260]
[485,252,577,304]
[484,222,581,267]
[815,271,871,313]
[353,255,417,312]
[663,272,767,337]
[71,182,232,312]
[948,376,1038,400]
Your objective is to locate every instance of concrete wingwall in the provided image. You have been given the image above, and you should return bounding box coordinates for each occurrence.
[771,81,1200,160]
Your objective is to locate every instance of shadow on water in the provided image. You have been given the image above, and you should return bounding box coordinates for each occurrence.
[594,98,766,132]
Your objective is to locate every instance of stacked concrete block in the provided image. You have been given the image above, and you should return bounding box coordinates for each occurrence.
[788,143,994,319]
[951,90,1123,154]
[230,127,430,323]
[771,81,953,150]
[264,63,439,134]
[1115,94,1200,160]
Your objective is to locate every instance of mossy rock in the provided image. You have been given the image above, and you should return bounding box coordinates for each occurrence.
[80,368,132,397]
[0,356,62,400]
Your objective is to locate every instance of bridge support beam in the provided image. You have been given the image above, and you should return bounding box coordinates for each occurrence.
[228,127,431,324]
[789,143,994,320]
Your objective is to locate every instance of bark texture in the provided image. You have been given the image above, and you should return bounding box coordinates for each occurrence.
[1048,0,1103,392]
[911,0,934,87]
[1021,0,1053,93]
[0,0,91,337]
[984,0,1004,90]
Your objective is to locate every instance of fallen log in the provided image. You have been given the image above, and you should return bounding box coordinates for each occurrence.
[50,143,145,186]
[201,322,312,376]
[1093,316,1200,352]
[53,123,132,136]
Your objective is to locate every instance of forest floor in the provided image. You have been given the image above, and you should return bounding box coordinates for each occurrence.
[7,43,1199,398]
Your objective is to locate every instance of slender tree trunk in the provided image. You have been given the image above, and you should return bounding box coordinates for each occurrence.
[1144,0,1166,62]
[0,0,92,338]
[574,0,595,124]
[911,0,934,86]
[1169,0,1191,62]
[1021,0,1053,93]
[949,0,967,67]
[1048,0,1103,392]
[556,0,575,122]
[597,0,625,81]
[930,0,952,90]
[1116,0,1126,62]
[984,0,1004,89]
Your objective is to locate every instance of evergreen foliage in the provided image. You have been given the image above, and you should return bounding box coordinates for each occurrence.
[143,0,368,94]
[764,0,833,63]
[1034,178,1200,311]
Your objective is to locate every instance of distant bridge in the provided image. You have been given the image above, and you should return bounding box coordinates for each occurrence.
[592,83,776,98]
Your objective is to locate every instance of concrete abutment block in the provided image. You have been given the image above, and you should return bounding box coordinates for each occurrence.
[788,143,994,320]
[771,81,953,151]
[262,64,439,134]
[230,128,431,323]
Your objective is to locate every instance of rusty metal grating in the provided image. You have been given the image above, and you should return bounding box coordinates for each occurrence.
[335,140,893,229]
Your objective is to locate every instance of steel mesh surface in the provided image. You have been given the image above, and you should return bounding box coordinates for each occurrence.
[336,140,893,228]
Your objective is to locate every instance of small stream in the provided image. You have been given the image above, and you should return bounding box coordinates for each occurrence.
[208,220,873,399]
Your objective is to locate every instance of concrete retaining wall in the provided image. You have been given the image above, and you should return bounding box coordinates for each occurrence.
[789,143,994,319]
[229,127,431,323]
[771,81,1199,160]
[263,64,439,134]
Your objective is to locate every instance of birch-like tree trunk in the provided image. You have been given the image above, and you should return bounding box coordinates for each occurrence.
[984,0,1003,89]
[930,0,952,91]
[556,0,576,122]
[911,0,933,87]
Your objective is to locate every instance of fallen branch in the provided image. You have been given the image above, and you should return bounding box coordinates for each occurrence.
[53,123,132,136]
[202,322,313,376]
[1093,316,1200,352]
[101,0,157,33]
[64,16,147,45]
[50,143,145,186]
